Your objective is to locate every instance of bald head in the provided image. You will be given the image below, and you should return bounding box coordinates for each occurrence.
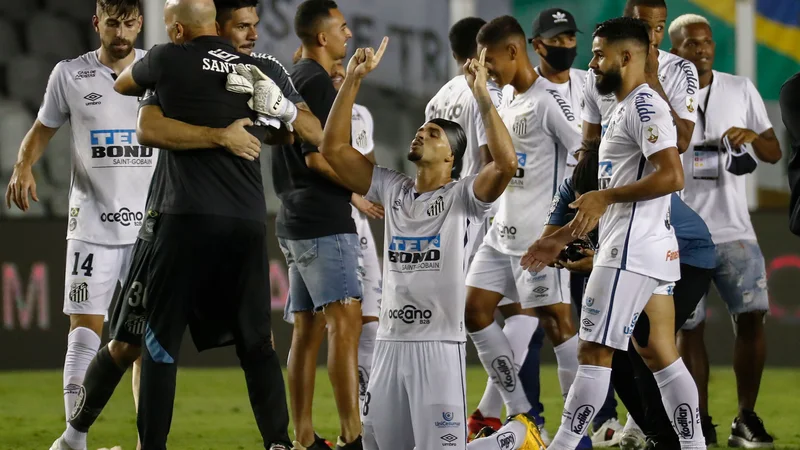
[164,0,217,43]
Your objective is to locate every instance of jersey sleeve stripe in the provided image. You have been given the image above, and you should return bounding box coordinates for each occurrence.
[619,155,647,270]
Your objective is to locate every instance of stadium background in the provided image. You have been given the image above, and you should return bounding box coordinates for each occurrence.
[1,0,799,370]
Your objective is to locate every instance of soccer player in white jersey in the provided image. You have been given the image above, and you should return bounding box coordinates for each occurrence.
[670,14,781,447]
[461,16,583,442]
[4,0,152,428]
[426,17,540,440]
[519,17,705,450]
[319,37,542,450]
[583,0,698,155]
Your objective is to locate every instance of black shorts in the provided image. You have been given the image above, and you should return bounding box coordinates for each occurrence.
[108,236,153,345]
[129,213,273,361]
[632,263,713,346]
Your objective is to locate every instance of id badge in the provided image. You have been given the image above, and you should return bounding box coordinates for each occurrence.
[692,146,720,180]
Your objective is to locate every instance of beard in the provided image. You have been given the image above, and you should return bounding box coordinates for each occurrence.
[595,66,623,96]
[103,38,133,60]
[407,146,423,162]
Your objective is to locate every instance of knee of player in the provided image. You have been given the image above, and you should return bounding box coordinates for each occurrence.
[107,340,142,368]
[236,338,276,364]
[732,310,768,334]
[464,298,494,332]
[577,340,614,367]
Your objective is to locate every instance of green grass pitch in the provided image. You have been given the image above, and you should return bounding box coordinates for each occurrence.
[1,366,798,449]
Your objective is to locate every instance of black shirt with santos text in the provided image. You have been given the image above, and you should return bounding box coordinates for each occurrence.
[271,58,355,240]
[131,36,302,223]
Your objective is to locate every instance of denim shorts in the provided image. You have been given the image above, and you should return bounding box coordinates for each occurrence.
[278,233,362,313]
[682,240,769,329]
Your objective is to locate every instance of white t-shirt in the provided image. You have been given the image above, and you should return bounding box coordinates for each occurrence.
[425,76,503,178]
[535,67,587,178]
[594,84,681,282]
[483,77,583,256]
[366,168,492,342]
[38,50,157,245]
[681,71,772,244]
[582,50,699,133]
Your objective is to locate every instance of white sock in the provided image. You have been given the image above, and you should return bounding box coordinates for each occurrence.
[653,358,706,449]
[470,322,532,415]
[358,321,378,411]
[467,420,528,450]
[64,423,87,450]
[549,365,611,450]
[553,334,579,400]
[623,412,641,433]
[63,327,101,423]
[477,316,538,418]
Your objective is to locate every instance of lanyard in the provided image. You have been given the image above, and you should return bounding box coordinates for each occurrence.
[697,79,713,143]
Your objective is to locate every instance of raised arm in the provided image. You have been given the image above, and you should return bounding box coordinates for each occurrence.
[319,38,389,196]
[114,63,146,97]
[469,49,517,203]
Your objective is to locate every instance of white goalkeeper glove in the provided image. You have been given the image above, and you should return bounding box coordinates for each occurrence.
[249,65,297,131]
[226,64,298,131]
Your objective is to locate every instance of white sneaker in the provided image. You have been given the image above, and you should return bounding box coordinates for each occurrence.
[619,428,647,450]
[591,418,624,447]
[537,423,552,446]
[49,436,86,450]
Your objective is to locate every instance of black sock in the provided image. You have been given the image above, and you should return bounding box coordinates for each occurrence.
[238,341,291,448]
[68,346,127,432]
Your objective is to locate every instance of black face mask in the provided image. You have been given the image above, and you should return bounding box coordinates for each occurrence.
[541,44,577,72]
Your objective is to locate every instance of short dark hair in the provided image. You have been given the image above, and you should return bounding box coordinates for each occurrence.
[623,0,667,18]
[215,0,258,26]
[449,17,486,61]
[294,0,338,45]
[592,17,651,52]
[571,138,601,194]
[476,15,526,46]
[96,0,141,18]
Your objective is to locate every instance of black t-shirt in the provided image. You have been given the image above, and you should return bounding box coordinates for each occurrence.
[780,72,800,235]
[271,58,355,239]
[131,36,301,222]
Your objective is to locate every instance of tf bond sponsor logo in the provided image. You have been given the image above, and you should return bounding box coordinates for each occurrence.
[388,235,441,272]
[90,129,154,167]
[100,207,144,227]
[491,355,517,392]
[387,304,432,325]
[436,411,461,429]
[496,431,516,450]
[571,404,595,434]
[510,152,527,187]
[673,403,695,439]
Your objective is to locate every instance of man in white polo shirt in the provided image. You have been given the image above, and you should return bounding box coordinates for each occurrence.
[669,14,782,448]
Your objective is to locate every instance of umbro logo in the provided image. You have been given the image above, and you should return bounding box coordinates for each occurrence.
[552,11,568,23]
[441,434,458,443]
[582,318,595,328]
[84,92,102,105]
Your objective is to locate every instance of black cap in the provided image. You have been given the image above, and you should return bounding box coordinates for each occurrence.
[529,8,581,42]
